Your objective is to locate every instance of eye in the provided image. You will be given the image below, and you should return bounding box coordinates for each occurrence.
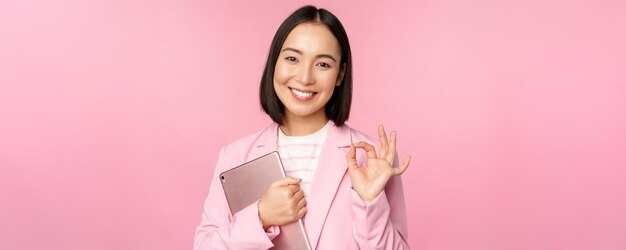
[285,56,298,62]
[317,62,331,68]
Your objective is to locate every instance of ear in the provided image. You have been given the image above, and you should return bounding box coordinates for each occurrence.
[336,63,346,87]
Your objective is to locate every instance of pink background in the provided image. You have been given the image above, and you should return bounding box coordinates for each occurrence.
[1,0,625,249]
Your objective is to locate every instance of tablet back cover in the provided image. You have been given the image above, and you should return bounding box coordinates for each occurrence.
[219,151,311,250]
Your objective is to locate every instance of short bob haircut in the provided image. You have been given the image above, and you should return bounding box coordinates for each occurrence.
[259,5,353,127]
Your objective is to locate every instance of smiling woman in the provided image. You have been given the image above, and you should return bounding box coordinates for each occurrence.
[272,23,346,135]
[194,5,410,250]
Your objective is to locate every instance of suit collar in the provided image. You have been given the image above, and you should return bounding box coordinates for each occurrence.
[238,123,276,163]
[248,120,352,155]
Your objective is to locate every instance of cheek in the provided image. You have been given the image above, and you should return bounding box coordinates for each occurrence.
[273,62,292,84]
[319,71,340,88]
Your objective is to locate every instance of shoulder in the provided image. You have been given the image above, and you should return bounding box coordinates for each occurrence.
[217,123,275,164]
[221,130,262,153]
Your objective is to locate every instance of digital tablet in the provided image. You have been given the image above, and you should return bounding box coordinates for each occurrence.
[219,151,311,250]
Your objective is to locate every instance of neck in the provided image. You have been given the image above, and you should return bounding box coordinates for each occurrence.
[280,111,329,136]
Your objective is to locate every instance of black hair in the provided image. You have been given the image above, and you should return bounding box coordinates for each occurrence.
[259,5,353,127]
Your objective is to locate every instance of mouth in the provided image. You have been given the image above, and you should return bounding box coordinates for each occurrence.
[289,87,317,101]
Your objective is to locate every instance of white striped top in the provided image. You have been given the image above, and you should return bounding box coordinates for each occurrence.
[277,123,329,199]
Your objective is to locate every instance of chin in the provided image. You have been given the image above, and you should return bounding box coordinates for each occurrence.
[285,106,322,118]
[287,110,316,117]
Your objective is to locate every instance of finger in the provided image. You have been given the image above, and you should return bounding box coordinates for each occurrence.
[378,125,389,158]
[393,156,411,176]
[296,195,307,209]
[346,144,358,169]
[286,183,301,194]
[296,206,308,219]
[385,131,397,163]
[353,141,377,159]
[274,176,302,187]
[292,189,305,200]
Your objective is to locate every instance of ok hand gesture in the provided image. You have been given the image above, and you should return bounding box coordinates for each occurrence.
[347,126,411,202]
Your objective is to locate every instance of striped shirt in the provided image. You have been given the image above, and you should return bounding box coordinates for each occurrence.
[277,123,329,199]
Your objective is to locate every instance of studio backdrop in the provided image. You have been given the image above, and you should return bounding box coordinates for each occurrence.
[1,0,625,249]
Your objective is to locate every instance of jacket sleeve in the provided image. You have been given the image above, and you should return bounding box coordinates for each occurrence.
[193,146,280,250]
[350,152,410,249]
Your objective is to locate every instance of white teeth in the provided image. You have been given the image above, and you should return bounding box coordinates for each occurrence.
[291,88,314,98]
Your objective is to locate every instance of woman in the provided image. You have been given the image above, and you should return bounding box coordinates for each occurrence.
[194,5,410,249]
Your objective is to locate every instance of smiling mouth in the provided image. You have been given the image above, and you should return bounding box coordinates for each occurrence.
[289,87,316,100]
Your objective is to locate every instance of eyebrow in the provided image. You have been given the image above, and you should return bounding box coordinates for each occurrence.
[281,47,337,62]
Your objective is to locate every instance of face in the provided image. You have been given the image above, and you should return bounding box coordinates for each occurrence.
[273,22,345,122]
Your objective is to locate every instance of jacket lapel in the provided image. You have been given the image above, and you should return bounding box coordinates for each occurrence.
[304,122,353,249]
[245,123,279,162]
[246,122,354,249]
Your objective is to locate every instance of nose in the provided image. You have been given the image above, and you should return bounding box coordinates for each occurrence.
[296,64,314,86]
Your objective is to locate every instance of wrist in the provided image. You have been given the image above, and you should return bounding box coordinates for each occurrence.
[351,187,377,202]
[257,200,270,230]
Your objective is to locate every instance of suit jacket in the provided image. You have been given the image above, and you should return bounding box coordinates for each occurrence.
[194,122,409,249]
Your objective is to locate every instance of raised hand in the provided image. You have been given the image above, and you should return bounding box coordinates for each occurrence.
[347,125,411,202]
